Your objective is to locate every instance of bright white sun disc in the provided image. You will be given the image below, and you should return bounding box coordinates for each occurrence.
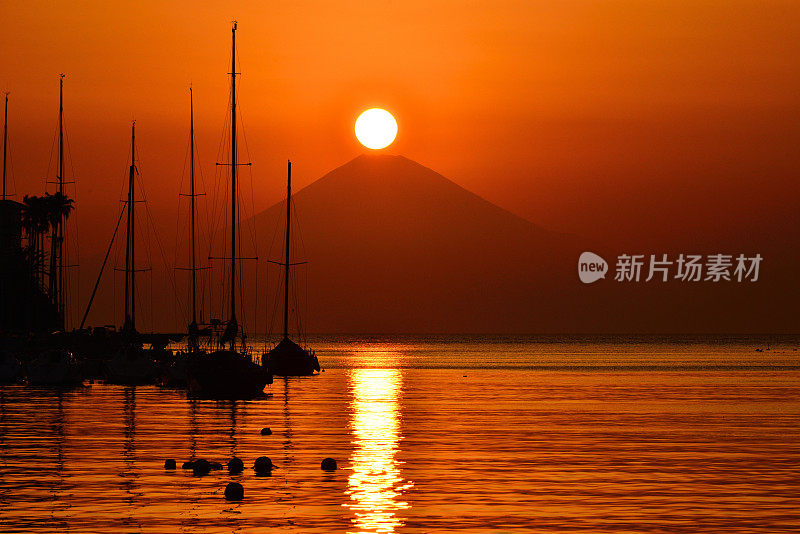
[355,108,397,150]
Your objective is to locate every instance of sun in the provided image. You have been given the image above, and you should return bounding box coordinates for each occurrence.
[355,108,397,150]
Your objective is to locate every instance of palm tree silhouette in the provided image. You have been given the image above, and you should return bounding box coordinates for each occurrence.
[45,192,74,316]
[21,195,50,287]
[20,193,74,299]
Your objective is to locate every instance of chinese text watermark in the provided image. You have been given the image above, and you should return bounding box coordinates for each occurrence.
[579,252,762,284]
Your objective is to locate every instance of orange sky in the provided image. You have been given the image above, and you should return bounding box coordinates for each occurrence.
[1,1,799,328]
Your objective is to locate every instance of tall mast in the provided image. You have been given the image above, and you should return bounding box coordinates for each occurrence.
[49,74,66,329]
[57,74,65,327]
[189,87,197,328]
[2,93,7,201]
[58,74,64,197]
[229,21,237,340]
[123,121,136,333]
[283,161,291,339]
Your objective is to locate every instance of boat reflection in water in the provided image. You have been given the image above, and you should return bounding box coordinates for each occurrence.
[345,368,413,533]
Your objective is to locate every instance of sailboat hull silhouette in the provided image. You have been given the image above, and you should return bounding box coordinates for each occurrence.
[186,350,272,399]
[263,337,319,377]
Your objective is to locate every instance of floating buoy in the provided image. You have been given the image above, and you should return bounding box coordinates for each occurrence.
[260,427,272,436]
[227,457,244,473]
[164,459,177,469]
[321,457,337,471]
[224,482,244,501]
[193,459,212,476]
[253,456,276,475]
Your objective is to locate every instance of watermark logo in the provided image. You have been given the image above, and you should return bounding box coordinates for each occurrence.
[578,252,763,283]
[578,252,608,284]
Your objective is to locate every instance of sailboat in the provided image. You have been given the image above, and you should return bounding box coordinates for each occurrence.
[185,22,272,399]
[26,75,82,387]
[262,161,320,376]
[26,348,83,386]
[50,74,68,332]
[159,88,208,388]
[184,87,206,354]
[105,121,159,385]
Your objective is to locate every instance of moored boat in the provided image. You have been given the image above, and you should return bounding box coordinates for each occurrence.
[105,344,157,385]
[26,349,82,387]
[159,88,208,390]
[185,22,272,399]
[262,161,320,376]
[263,336,319,376]
[187,349,270,399]
[0,350,23,384]
[100,122,162,386]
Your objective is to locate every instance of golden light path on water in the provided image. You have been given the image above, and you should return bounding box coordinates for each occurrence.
[344,368,413,533]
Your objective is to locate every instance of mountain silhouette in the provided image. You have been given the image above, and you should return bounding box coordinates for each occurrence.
[251,154,795,334]
[253,154,588,333]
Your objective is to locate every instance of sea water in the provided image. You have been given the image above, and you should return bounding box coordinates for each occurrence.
[0,335,798,533]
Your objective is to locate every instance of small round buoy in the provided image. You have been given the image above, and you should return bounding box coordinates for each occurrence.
[260,427,272,436]
[253,456,276,474]
[164,459,177,469]
[227,457,244,473]
[192,459,212,476]
[224,482,244,501]
[182,460,195,469]
[321,457,337,471]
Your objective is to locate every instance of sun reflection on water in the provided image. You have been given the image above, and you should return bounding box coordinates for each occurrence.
[345,368,413,534]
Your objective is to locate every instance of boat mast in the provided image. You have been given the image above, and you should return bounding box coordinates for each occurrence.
[49,74,67,329]
[58,75,64,197]
[123,121,136,333]
[57,74,65,328]
[189,87,197,330]
[229,21,238,349]
[2,92,7,200]
[283,160,291,340]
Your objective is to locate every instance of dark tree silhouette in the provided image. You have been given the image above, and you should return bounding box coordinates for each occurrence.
[21,195,50,287]
[45,191,74,311]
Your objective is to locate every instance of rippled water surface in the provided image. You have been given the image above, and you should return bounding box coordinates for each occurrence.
[1,336,799,533]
